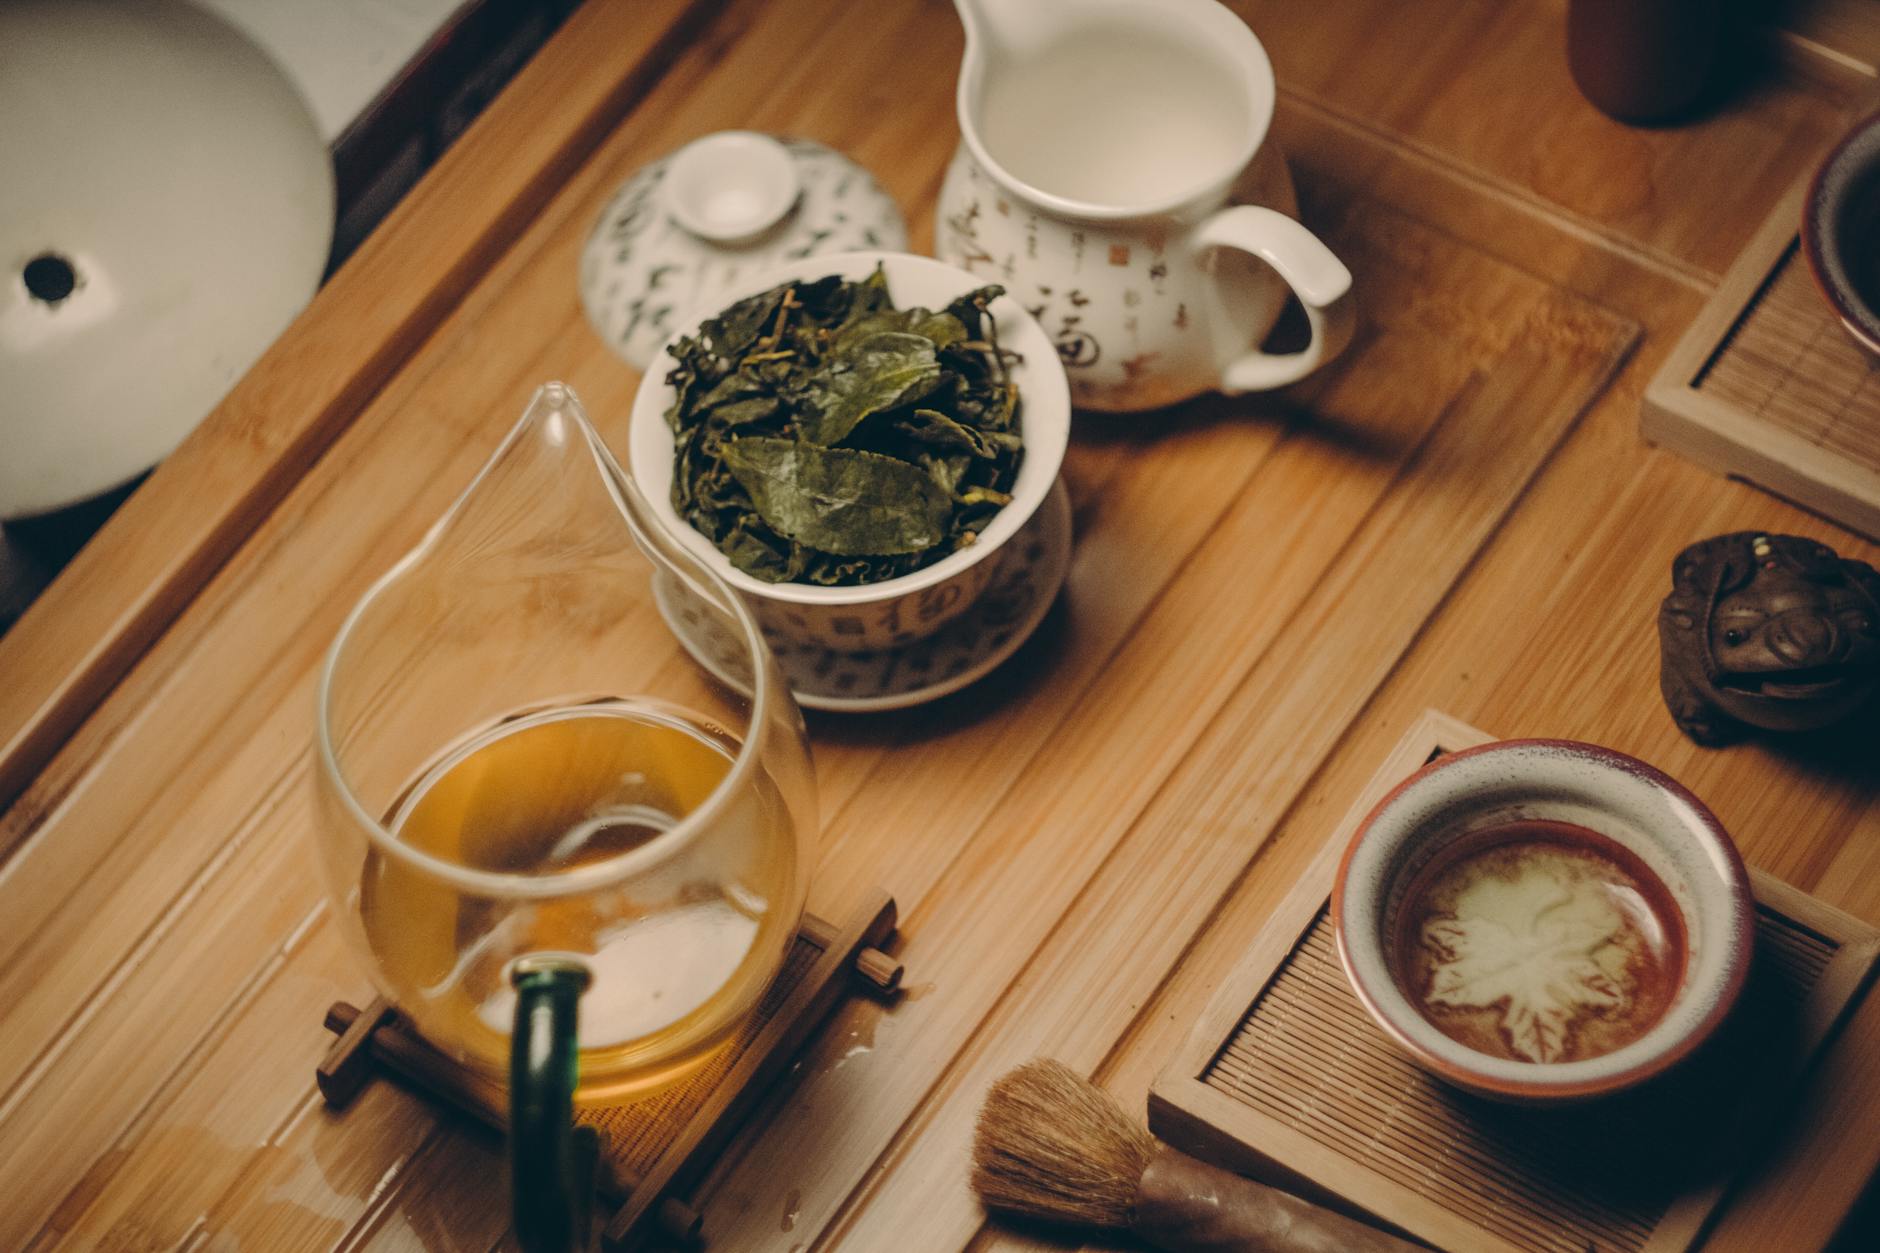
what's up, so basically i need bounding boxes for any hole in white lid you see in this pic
[23,252,78,306]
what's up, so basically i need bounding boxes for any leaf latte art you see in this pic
[1421,873,1629,1062]
[1393,822,1687,1065]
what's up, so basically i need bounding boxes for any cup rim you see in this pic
[315,383,788,901]
[1802,109,1880,355]
[1331,737,1755,1100]
[953,0,1275,221]
[627,250,1070,608]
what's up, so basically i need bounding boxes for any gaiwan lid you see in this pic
[0,0,334,520]
[578,132,908,370]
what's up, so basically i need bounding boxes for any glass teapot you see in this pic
[312,383,815,1250]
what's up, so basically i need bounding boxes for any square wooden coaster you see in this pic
[318,892,900,1250]
[1149,713,1880,1253]
[1642,169,1880,542]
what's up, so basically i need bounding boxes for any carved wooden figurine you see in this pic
[1659,532,1880,745]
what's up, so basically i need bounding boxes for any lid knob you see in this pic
[661,131,800,244]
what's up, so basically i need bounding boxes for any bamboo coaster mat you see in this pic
[580,931,824,1183]
[1644,172,1880,541]
[1151,713,1880,1253]
[318,892,901,1250]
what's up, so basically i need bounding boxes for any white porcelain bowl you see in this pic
[1333,739,1754,1104]
[629,251,1070,653]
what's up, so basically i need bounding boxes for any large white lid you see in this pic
[0,0,333,519]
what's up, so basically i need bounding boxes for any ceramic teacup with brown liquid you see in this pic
[1333,740,1754,1103]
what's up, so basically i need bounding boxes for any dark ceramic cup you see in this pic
[1804,112,1880,355]
[1332,740,1755,1104]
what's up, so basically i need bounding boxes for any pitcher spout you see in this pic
[936,0,1351,411]
[948,0,1274,221]
[951,0,1090,158]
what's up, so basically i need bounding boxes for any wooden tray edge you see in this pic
[1155,709,1472,1088]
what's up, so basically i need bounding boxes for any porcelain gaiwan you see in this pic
[627,251,1070,655]
[937,0,1354,412]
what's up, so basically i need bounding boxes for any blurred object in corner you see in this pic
[205,0,581,265]
[0,0,335,524]
[0,0,573,637]
[1567,0,1723,124]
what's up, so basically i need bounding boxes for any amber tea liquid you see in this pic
[358,699,798,1103]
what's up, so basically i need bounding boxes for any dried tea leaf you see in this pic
[834,307,969,355]
[918,450,974,497]
[724,437,953,556]
[911,309,970,349]
[894,407,1019,459]
[717,519,798,582]
[709,396,781,427]
[664,266,1024,584]
[800,332,943,447]
[706,286,787,359]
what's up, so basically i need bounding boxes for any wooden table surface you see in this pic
[3,1,1878,1250]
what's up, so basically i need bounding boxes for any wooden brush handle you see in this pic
[1134,1146,1420,1253]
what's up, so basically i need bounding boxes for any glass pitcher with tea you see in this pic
[312,383,815,1250]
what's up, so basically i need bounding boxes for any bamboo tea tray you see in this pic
[317,892,901,1250]
[1150,714,1880,1253]
[1642,169,1880,541]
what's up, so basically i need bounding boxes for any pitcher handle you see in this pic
[511,958,598,1253]
[1195,205,1355,393]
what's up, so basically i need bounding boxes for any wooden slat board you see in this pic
[759,240,1635,1253]
[1704,246,1880,470]
[1642,169,1880,542]
[315,898,900,1250]
[1151,712,1880,1253]
[3,2,1879,1252]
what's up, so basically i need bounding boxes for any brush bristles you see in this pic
[971,1059,1155,1230]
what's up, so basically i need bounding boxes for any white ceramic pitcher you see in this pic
[939,0,1354,412]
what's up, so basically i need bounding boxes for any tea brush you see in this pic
[972,1059,1420,1252]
